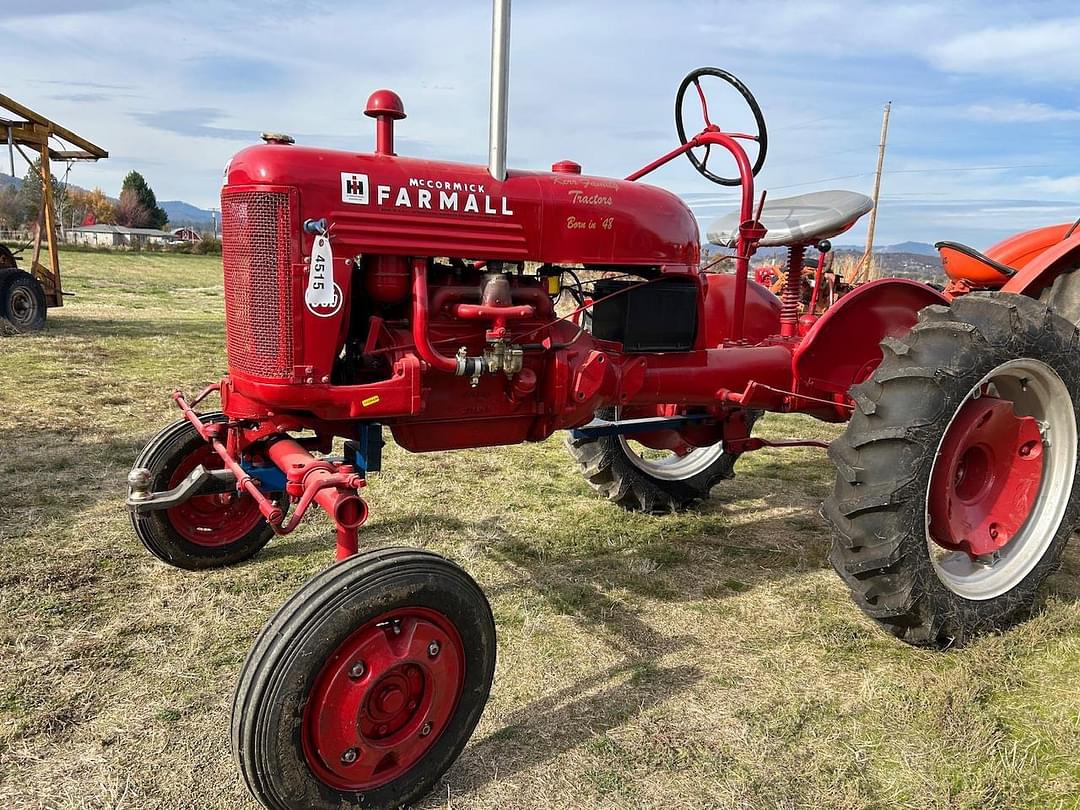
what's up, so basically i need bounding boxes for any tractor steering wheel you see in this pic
[675,67,768,187]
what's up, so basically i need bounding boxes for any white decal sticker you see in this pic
[305,236,340,315]
[341,172,369,204]
[308,283,343,318]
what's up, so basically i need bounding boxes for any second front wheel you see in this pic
[232,548,496,810]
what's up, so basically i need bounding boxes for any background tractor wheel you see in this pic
[130,412,281,569]
[232,548,496,810]
[824,293,1080,646]
[1038,263,1080,325]
[0,270,47,333]
[566,407,756,513]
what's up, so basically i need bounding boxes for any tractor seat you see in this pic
[935,241,1016,286]
[707,189,874,248]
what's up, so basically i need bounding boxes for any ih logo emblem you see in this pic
[341,172,369,204]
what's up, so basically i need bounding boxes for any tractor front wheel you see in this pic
[130,412,280,569]
[232,548,496,810]
[824,293,1080,646]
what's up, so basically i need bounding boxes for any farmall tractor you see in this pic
[126,5,1080,809]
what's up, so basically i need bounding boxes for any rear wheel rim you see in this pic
[616,407,726,481]
[165,444,264,547]
[301,608,465,791]
[926,359,1076,600]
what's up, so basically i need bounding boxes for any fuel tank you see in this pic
[224,144,700,269]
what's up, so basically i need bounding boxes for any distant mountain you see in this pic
[160,200,216,226]
[879,241,937,256]
[0,174,22,190]
[830,242,938,255]
[720,241,937,259]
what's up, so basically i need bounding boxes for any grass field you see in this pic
[0,250,1077,810]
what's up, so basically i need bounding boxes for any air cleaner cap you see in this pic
[365,89,406,120]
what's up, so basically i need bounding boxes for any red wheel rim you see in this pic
[301,608,465,791]
[927,390,1045,558]
[165,443,265,547]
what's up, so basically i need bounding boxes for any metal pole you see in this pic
[859,101,891,282]
[488,0,511,181]
[6,126,13,177]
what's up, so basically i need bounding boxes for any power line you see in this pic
[764,162,1059,192]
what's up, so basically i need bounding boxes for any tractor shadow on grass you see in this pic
[448,660,703,797]
[281,491,836,795]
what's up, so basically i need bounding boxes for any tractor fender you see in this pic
[1000,230,1080,297]
[985,222,1074,271]
[793,278,947,397]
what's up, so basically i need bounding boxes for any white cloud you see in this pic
[930,18,1080,81]
[966,101,1080,123]
[1025,175,1080,195]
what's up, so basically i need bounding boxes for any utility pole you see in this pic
[859,101,891,282]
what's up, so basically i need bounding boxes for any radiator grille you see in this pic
[221,191,294,379]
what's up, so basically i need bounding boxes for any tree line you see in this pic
[0,165,168,231]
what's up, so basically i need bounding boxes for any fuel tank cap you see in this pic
[551,160,581,174]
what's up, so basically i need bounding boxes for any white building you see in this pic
[66,224,175,248]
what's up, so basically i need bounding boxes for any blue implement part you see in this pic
[344,423,383,475]
[239,463,287,493]
[569,413,714,440]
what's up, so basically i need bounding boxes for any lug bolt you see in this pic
[428,640,440,658]
[341,748,359,764]
[349,661,366,679]
[420,722,432,737]
[391,621,402,636]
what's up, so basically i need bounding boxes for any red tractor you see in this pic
[126,5,1080,808]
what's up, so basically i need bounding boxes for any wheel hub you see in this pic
[361,665,423,739]
[928,393,1044,557]
[10,288,32,323]
[165,444,264,546]
[302,609,464,791]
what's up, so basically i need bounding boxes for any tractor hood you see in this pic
[224,144,700,269]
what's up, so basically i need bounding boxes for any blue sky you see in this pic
[2,0,1080,246]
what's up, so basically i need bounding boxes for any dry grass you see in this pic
[831,252,883,282]
[0,250,1077,810]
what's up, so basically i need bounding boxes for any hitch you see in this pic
[127,465,236,512]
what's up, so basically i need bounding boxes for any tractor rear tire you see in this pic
[823,293,1080,646]
[130,412,280,570]
[232,548,496,810]
[566,408,756,513]
[0,270,47,333]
